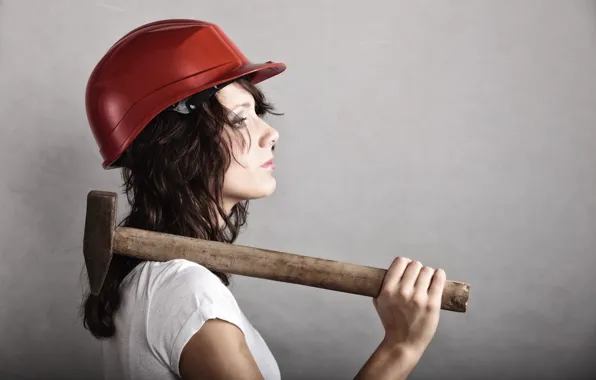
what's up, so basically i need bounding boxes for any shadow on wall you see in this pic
[577,327,596,379]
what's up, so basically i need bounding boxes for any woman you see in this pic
[82,19,447,380]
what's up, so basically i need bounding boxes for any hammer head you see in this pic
[83,190,117,296]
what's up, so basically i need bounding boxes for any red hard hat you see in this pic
[85,19,286,169]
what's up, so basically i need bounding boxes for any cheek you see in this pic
[221,127,276,198]
[224,153,255,186]
[223,149,275,197]
[227,130,251,162]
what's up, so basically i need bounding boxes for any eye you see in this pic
[232,116,248,128]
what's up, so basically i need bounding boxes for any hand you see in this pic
[373,257,446,355]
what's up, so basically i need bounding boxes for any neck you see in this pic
[218,198,237,227]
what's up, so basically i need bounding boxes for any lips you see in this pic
[261,159,275,169]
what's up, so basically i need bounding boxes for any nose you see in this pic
[259,120,279,149]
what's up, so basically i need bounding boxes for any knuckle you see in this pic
[379,288,395,299]
[411,295,425,308]
[397,288,413,300]
[434,268,447,282]
[379,283,398,297]
[426,301,440,312]
[394,256,410,265]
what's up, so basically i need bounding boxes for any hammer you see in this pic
[83,190,470,312]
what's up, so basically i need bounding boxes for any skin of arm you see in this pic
[179,318,265,380]
[354,339,423,380]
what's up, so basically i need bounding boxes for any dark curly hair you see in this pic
[81,77,279,339]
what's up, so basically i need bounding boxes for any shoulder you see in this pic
[139,259,245,375]
[142,259,240,329]
[143,259,229,299]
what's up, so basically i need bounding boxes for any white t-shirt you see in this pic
[101,259,281,380]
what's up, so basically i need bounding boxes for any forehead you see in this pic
[215,82,254,109]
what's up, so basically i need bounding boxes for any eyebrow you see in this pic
[232,101,253,110]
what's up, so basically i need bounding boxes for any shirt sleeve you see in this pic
[144,259,246,378]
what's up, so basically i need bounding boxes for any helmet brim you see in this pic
[103,60,286,169]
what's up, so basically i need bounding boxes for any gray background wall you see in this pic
[1,0,595,379]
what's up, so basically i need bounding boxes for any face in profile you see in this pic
[216,82,280,208]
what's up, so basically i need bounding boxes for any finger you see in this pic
[380,257,412,293]
[413,266,435,295]
[428,268,446,304]
[398,260,423,291]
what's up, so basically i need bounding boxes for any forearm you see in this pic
[354,340,422,380]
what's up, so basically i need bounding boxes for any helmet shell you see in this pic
[85,19,286,168]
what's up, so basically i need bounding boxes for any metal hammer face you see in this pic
[83,190,118,296]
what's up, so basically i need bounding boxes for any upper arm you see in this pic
[179,318,264,380]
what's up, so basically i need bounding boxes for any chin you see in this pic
[229,178,277,202]
[253,178,277,199]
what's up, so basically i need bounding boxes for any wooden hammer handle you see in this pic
[114,227,470,312]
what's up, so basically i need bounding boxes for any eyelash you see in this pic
[233,116,248,128]
[232,103,267,128]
